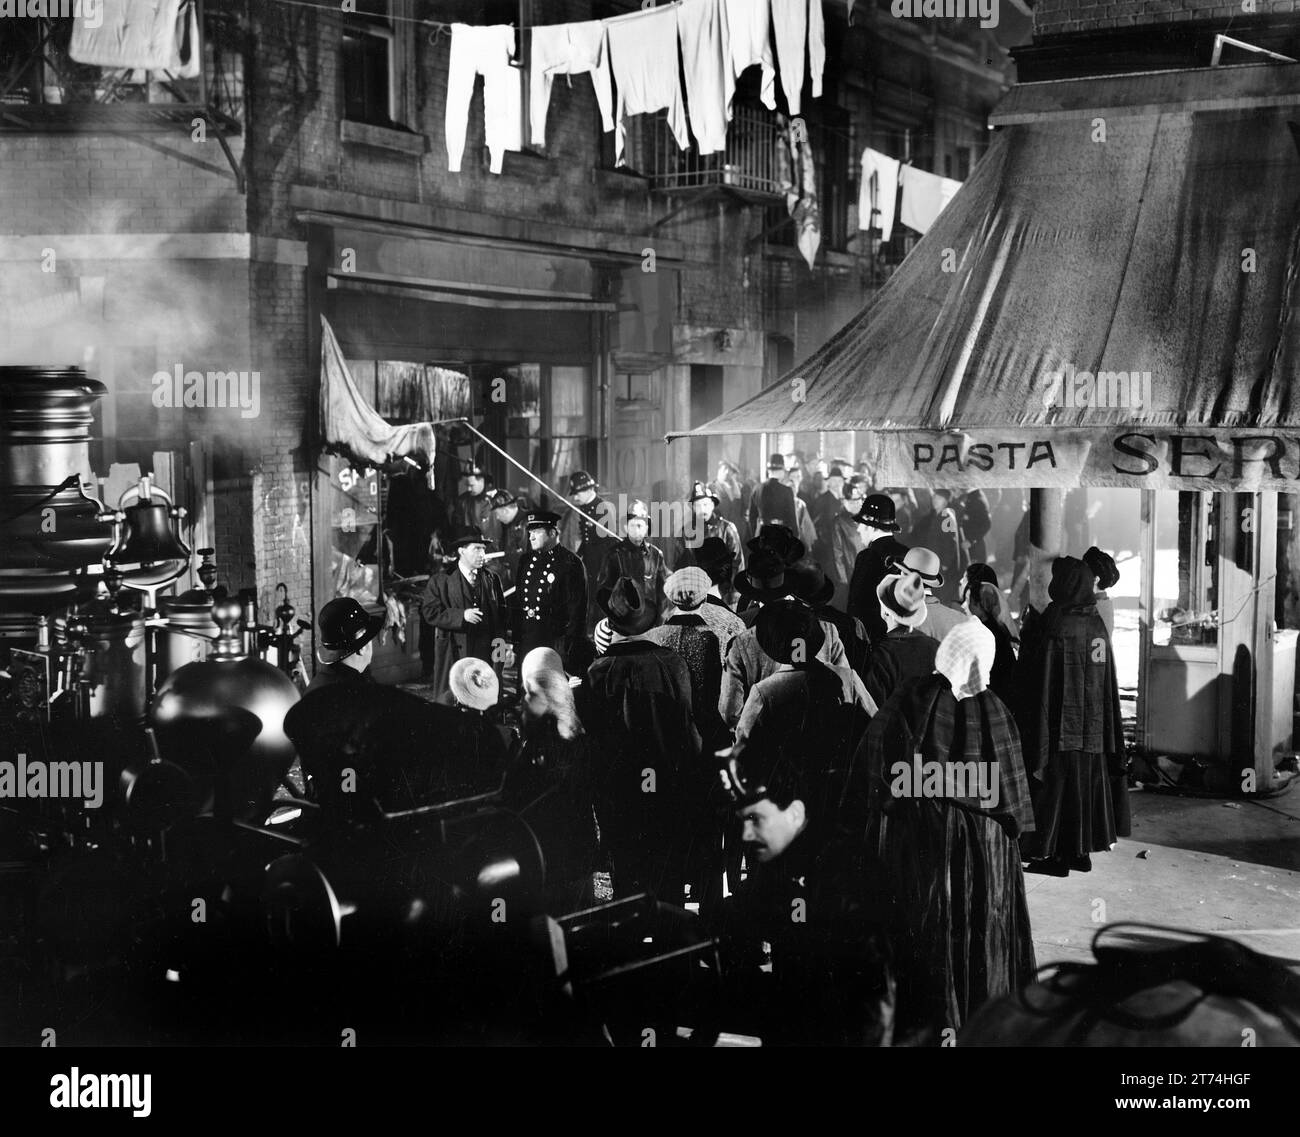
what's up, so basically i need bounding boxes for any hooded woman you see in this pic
[1015,556,1131,876]
[860,618,1037,1042]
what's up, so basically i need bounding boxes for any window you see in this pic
[341,0,415,130]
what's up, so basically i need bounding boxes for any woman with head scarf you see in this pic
[502,647,600,913]
[1015,556,1131,877]
[860,618,1037,1042]
[1082,546,1121,638]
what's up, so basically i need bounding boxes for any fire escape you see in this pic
[0,1,245,191]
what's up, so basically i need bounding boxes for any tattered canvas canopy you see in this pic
[674,64,1300,491]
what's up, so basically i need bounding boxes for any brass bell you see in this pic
[106,474,191,606]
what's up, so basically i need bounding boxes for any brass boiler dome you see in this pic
[0,366,114,637]
[151,599,302,822]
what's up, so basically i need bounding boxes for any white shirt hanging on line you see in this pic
[899,165,962,235]
[860,148,901,243]
[604,4,690,168]
[445,23,523,175]
[529,20,614,148]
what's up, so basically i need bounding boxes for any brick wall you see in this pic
[1033,0,1299,36]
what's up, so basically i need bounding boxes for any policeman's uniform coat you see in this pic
[419,564,507,701]
[514,543,588,669]
[456,490,493,532]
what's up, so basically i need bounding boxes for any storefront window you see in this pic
[323,454,382,605]
[1152,490,1218,647]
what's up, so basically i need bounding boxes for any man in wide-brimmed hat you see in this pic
[558,470,617,632]
[863,571,941,710]
[595,498,668,618]
[823,475,867,610]
[515,510,588,672]
[585,575,699,906]
[303,596,385,693]
[889,546,967,645]
[911,487,966,605]
[721,550,858,728]
[847,493,911,644]
[420,525,508,704]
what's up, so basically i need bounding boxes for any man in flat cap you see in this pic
[515,510,589,672]
[419,525,507,704]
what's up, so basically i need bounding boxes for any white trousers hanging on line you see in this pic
[724,0,776,114]
[445,23,522,175]
[530,20,614,148]
[771,0,825,117]
[605,4,690,168]
[677,0,731,155]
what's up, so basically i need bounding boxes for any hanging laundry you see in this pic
[445,23,523,176]
[677,0,731,155]
[900,164,962,234]
[860,148,901,243]
[780,115,821,270]
[69,0,196,73]
[529,20,614,148]
[771,0,825,117]
[171,1,201,80]
[723,0,774,114]
[604,3,690,168]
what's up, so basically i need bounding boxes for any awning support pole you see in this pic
[1027,487,1064,615]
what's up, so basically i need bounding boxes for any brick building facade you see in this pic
[0,0,1018,676]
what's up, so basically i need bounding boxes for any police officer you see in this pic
[455,463,493,531]
[558,470,618,631]
[515,511,588,671]
[300,597,383,694]
[596,499,668,615]
[487,488,528,591]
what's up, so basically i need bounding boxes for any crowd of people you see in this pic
[295,454,1131,1045]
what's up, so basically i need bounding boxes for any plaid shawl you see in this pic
[1015,604,1125,778]
[863,674,1035,840]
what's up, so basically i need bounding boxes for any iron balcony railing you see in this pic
[647,103,786,197]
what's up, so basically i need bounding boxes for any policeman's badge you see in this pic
[546,572,555,583]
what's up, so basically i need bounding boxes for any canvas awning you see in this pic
[673,63,1300,491]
